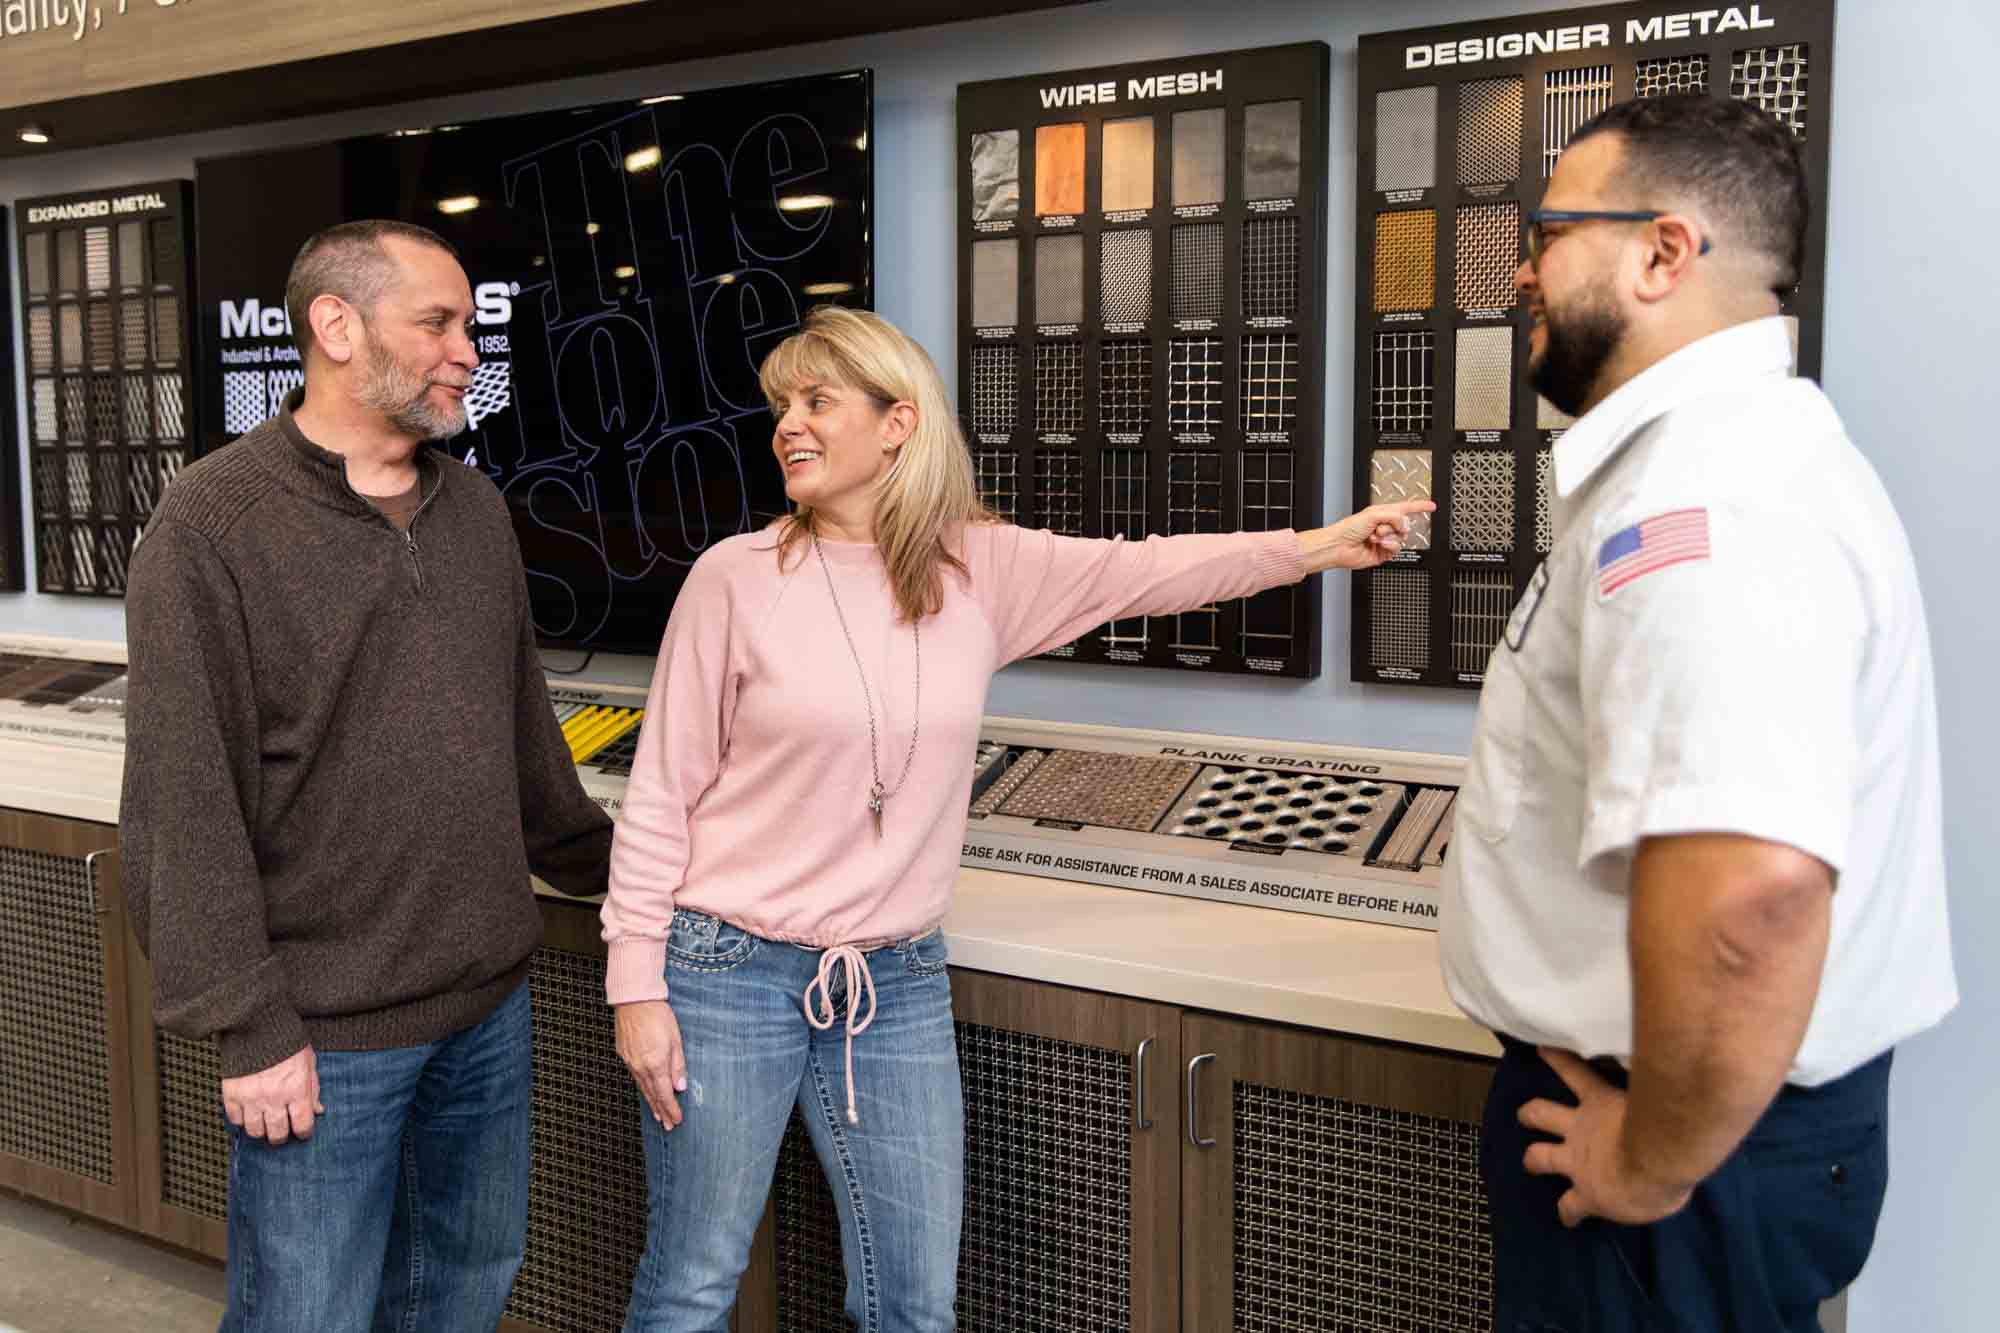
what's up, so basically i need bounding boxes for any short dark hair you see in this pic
[284,220,462,358]
[1568,95,1807,291]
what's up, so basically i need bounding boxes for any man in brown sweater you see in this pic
[121,220,612,1332]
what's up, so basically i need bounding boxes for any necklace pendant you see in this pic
[868,784,885,834]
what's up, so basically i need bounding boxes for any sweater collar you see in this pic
[269,387,442,515]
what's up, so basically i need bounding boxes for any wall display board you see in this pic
[0,208,22,592]
[958,43,1331,678]
[12,184,195,598]
[1350,1,1833,689]
[195,71,873,656]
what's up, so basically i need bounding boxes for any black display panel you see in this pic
[957,43,1331,679]
[195,71,873,654]
[1351,1,1834,689]
[0,206,20,592]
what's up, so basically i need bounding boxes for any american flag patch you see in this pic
[1597,508,1711,597]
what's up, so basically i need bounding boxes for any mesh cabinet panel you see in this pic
[157,1030,229,1220]
[1168,337,1225,434]
[1239,334,1300,435]
[1232,1082,1492,1331]
[0,847,116,1186]
[1036,342,1084,435]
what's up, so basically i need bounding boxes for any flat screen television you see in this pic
[195,70,873,654]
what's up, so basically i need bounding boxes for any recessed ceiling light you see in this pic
[613,265,637,279]
[641,94,684,105]
[585,222,601,236]
[716,272,738,285]
[802,282,855,296]
[624,146,661,173]
[18,126,51,145]
[777,194,834,212]
[436,195,480,215]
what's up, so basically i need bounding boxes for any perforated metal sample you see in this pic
[1172,107,1226,206]
[1035,234,1084,326]
[1536,394,1575,432]
[117,221,146,288]
[1732,45,1808,137]
[969,129,1020,222]
[1458,77,1524,186]
[1535,449,1554,554]
[222,372,265,435]
[1371,449,1433,552]
[1239,334,1299,435]
[1452,450,1516,552]
[1370,566,1430,671]
[1101,116,1155,213]
[0,846,116,1186]
[1374,211,1436,312]
[1375,86,1437,193]
[1543,66,1615,175]
[1456,202,1521,311]
[971,748,1045,815]
[1453,569,1514,674]
[1171,223,1224,320]
[1033,452,1086,536]
[1454,326,1513,432]
[1164,767,1407,857]
[1242,216,1299,320]
[974,449,1019,522]
[1035,341,1083,434]
[503,947,650,1333]
[1168,337,1224,434]
[1637,54,1710,97]
[28,307,53,372]
[971,239,1019,328]
[1100,448,1149,541]
[1170,452,1224,649]
[1099,338,1151,435]
[1372,331,1435,434]
[998,749,1199,828]
[1035,122,1087,217]
[1244,100,1302,199]
[1101,229,1152,326]
[971,344,1017,437]
[84,227,111,291]
[1233,1084,1492,1330]
[156,1031,229,1220]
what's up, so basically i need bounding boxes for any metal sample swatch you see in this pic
[1101,229,1152,325]
[85,227,111,292]
[1377,786,1456,870]
[971,239,1019,328]
[62,378,85,440]
[57,229,80,293]
[1102,117,1155,212]
[1163,766,1408,858]
[1370,566,1430,671]
[1033,451,1086,536]
[120,300,148,366]
[971,748,1045,816]
[1453,326,1513,431]
[975,449,1019,522]
[1035,233,1084,326]
[59,306,82,367]
[1636,55,1709,97]
[1169,451,1223,535]
[32,381,56,443]
[1458,77,1523,186]
[1372,330,1435,434]
[1172,107,1226,206]
[1375,86,1437,192]
[1101,449,1149,540]
[1168,337,1224,433]
[1035,123,1086,216]
[1536,394,1575,432]
[998,750,1200,830]
[1171,222,1224,320]
[969,129,1020,222]
[1732,45,1808,137]
[1452,569,1513,674]
[88,301,114,369]
[1456,202,1521,312]
[1543,66,1615,175]
[153,295,182,362]
[25,233,50,297]
[1099,338,1151,435]
[1451,450,1516,552]
[1244,101,1302,199]
[28,308,53,373]
[1370,449,1433,552]
[971,344,1017,436]
[1242,216,1299,320]
[1239,334,1300,435]
[1035,341,1083,434]
[118,222,146,288]
[1535,449,1554,554]
[1374,211,1436,312]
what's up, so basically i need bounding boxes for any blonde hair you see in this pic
[759,307,993,622]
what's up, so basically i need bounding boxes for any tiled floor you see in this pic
[0,1190,222,1333]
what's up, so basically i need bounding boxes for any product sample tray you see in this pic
[0,636,129,754]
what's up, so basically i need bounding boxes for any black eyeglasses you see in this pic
[1523,209,1713,265]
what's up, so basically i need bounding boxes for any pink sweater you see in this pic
[600,522,1305,1004]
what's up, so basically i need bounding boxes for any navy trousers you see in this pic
[1482,1036,1892,1332]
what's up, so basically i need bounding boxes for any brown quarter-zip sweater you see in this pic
[120,392,613,1078]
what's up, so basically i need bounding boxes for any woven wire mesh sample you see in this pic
[156,1031,229,1219]
[1239,334,1299,435]
[1102,116,1155,213]
[1456,202,1522,311]
[118,221,146,288]
[1244,100,1302,200]
[1535,449,1555,553]
[0,847,116,1186]
[1169,452,1223,648]
[28,307,53,372]
[1637,54,1710,97]
[85,226,111,291]
[970,343,1017,437]
[1101,448,1149,541]
[504,946,649,1333]
[1458,77,1524,186]
[1239,450,1298,656]
[1452,450,1516,552]
[1374,86,1437,193]
[1732,45,1809,137]
[1101,229,1152,325]
[26,232,50,296]
[1035,122,1086,217]
[1543,66,1616,175]
[1168,337,1224,434]
[1034,451,1085,536]
[1099,339,1152,436]
[998,750,1200,828]
[1035,234,1084,326]
[1234,1082,1493,1330]
[1370,567,1430,671]
[1454,326,1513,432]
[57,229,81,293]
[1242,217,1299,320]
[1035,341,1083,434]
[1371,449,1433,552]
[1374,211,1436,312]
[1372,331,1435,434]
[33,456,60,514]
[974,449,1019,522]
[1171,223,1224,320]
[971,239,1019,329]
[1172,107,1226,206]
[969,129,1020,223]
[1453,569,1515,674]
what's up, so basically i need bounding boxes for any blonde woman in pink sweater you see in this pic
[603,307,1429,1331]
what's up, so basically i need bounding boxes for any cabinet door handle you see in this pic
[1133,1037,1155,1130]
[1186,1052,1216,1148]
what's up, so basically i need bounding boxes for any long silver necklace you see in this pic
[813,536,920,834]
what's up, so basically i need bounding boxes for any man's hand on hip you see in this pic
[222,1045,324,1145]
[1519,1048,1694,1228]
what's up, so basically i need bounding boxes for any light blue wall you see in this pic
[4,1,1993,1323]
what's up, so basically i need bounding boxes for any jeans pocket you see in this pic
[899,927,951,978]
[665,908,760,972]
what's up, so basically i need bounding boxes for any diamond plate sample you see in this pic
[1535,449,1554,553]
[1172,223,1224,320]
[1101,229,1151,325]
[1543,65,1615,175]
[1451,449,1516,552]
[971,239,1018,328]
[1102,116,1154,212]
[1454,326,1513,431]
[1239,334,1299,435]
[1371,449,1433,552]
[1035,122,1086,216]
[1035,233,1083,326]
[1370,567,1430,671]
[1732,44,1808,137]
[1244,100,1302,199]
[1033,451,1085,536]
[1458,77,1523,186]
[1452,569,1514,674]
[1372,330,1435,434]
[971,344,1017,436]
[1637,54,1709,97]
[997,750,1200,829]
[1375,86,1437,192]
[969,129,1020,222]
[1242,216,1299,320]
[1100,338,1151,435]
[1456,202,1521,312]
[1374,211,1435,312]
[1035,341,1082,435]
[1168,337,1224,433]
[1173,107,1226,206]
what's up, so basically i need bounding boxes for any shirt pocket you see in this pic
[1463,649,1528,842]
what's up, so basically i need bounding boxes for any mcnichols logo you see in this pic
[217,284,517,340]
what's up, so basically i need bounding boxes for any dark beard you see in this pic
[358,337,468,441]
[1529,288,1624,418]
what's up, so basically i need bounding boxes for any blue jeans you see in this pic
[622,909,964,1332]
[219,983,533,1333]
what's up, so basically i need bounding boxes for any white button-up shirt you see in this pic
[1439,317,1956,1086]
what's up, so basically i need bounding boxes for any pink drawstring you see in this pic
[803,945,878,1125]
